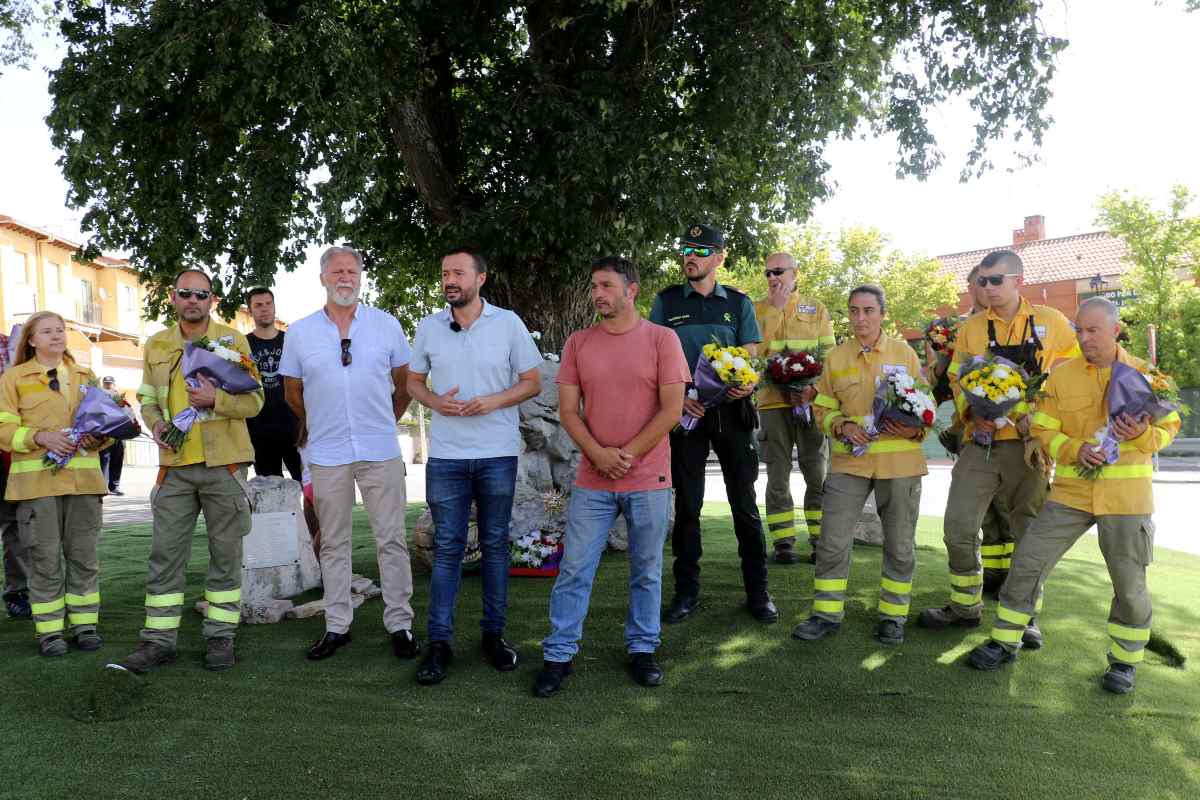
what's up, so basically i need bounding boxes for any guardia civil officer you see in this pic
[649,223,777,624]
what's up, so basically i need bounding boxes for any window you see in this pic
[78,278,99,323]
[45,262,61,294]
[120,284,137,314]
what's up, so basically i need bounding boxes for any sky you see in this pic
[1,1,1198,322]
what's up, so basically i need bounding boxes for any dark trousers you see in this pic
[100,439,125,489]
[250,428,303,481]
[669,403,769,599]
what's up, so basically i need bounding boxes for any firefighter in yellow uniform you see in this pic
[793,285,927,646]
[968,298,1179,694]
[754,252,836,564]
[0,312,107,657]
[919,250,1078,642]
[116,270,263,674]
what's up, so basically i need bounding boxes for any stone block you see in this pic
[241,476,322,610]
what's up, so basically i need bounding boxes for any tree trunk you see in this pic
[482,267,594,354]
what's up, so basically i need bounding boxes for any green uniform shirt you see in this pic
[649,282,761,371]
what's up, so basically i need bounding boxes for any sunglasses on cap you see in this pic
[679,245,718,258]
[764,268,793,278]
[175,288,212,300]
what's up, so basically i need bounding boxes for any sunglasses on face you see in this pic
[679,246,717,258]
[47,367,60,392]
[175,288,212,300]
[340,338,352,367]
[975,275,1010,287]
[764,268,792,278]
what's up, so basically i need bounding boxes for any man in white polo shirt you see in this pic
[280,245,418,662]
[406,246,543,685]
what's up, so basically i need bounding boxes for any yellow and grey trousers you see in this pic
[812,473,921,624]
[942,441,1047,617]
[980,500,1016,578]
[17,495,102,640]
[989,501,1153,665]
[141,463,251,646]
[759,407,827,551]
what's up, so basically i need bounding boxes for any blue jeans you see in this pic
[426,457,518,642]
[542,487,672,663]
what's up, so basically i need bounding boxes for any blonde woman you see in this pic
[0,311,107,656]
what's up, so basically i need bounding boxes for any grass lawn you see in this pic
[1,502,1197,800]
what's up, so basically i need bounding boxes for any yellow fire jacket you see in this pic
[950,297,1079,442]
[754,294,837,411]
[0,359,108,501]
[813,334,928,479]
[137,322,263,468]
[1031,348,1180,515]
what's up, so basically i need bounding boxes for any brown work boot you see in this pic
[204,637,236,672]
[918,604,981,630]
[117,642,177,674]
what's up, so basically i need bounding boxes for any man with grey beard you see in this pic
[281,245,419,663]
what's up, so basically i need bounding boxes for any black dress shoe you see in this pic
[391,629,420,659]
[482,633,519,671]
[747,593,779,623]
[663,594,699,624]
[306,631,351,661]
[533,660,573,698]
[629,652,664,687]
[416,641,454,685]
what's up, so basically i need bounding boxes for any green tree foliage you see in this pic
[47,1,1064,343]
[0,0,40,73]
[1096,185,1200,386]
[717,224,959,342]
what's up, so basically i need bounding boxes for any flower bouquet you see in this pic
[763,349,824,422]
[509,530,564,577]
[1074,362,1186,480]
[679,342,759,431]
[924,317,958,362]
[841,372,935,456]
[958,356,1040,450]
[160,335,261,450]
[43,384,142,473]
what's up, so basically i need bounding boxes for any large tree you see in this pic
[48,1,1064,342]
[1096,185,1200,386]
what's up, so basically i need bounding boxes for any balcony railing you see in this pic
[77,302,102,324]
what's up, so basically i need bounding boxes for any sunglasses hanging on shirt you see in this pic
[47,367,60,392]
[340,338,352,367]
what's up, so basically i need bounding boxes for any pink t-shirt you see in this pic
[557,319,691,492]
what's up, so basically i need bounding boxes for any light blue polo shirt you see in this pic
[279,304,411,467]
[410,301,544,459]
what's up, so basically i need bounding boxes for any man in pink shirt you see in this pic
[534,257,690,697]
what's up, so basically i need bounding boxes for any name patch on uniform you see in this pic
[1034,325,1047,338]
[795,304,817,314]
[668,314,691,324]
[882,364,908,377]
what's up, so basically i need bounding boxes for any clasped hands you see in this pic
[841,419,919,446]
[432,386,501,417]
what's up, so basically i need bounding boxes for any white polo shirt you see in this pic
[280,304,411,467]
[410,301,543,459]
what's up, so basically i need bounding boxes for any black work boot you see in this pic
[533,660,573,698]
[967,641,1017,671]
[1102,663,1136,694]
[792,616,841,641]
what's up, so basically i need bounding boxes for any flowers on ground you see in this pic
[510,530,564,576]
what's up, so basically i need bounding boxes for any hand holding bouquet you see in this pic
[680,343,759,432]
[958,356,1038,450]
[160,335,261,450]
[43,384,142,473]
[764,349,824,422]
[924,317,958,361]
[1075,362,1186,479]
[841,372,935,456]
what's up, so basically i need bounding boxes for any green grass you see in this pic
[1,503,1198,800]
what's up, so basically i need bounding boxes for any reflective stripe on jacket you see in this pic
[138,322,263,468]
[1031,348,1180,515]
[0,359,107,501]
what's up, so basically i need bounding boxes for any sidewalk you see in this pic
[107,457,1200,556]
